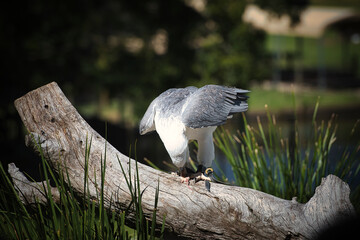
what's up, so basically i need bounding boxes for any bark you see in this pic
[10,82,355,239]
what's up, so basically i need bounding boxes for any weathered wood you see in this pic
[11,82,355,239]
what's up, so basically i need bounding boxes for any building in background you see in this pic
[243,4,360,89]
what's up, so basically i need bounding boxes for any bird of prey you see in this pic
[139,85,249,188]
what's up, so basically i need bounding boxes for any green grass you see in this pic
[76,86,360,128]
[248,86,360,112]
[214,101,360,209]
[266,33,360,72]
[0,135,165,240]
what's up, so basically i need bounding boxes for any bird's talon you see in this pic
[194,173,212,183]
[194,176,201,183]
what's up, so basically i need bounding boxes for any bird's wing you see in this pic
[155,86,198,117]
[181,85,249,128]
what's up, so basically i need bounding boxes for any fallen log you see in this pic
[10,82,355,239]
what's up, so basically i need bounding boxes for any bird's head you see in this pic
[139,101,156,135]
[139,118,154,135]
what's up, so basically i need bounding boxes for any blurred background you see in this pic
[1,0,359,180]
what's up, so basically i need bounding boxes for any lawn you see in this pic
[247,85,360,113]
[76,85,360,126]
[266,33,360,75]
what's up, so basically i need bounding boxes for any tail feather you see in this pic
[229,101,248,115]
[228,92,249,115]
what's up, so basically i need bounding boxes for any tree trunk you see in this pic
[10,82,355,239]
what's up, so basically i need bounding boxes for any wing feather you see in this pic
[181,85,249,128]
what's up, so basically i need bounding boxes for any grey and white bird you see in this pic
[139,85,249,184]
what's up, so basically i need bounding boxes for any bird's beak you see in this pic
[139,127,145,135]
[139,127,150,135]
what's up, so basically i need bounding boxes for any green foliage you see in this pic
[3,0,303,119]
[191,0,268,87]
[0,135,165,239]
[0,0,310,98]
[214,102,360,206]
[118,143,165,240]
[1,0,312,160]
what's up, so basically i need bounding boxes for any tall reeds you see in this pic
[0,135,165,239]
[214,102,360,206]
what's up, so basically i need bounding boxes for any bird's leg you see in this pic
[187,164,202,180]
[170,167,186,177]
